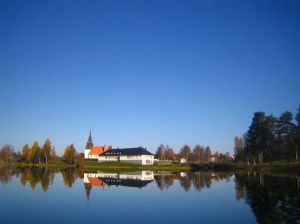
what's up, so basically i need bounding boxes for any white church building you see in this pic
[84,131,154,165]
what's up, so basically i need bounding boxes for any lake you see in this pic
[0,167,299,224]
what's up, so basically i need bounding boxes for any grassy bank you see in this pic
[3,159,300,173]
[206,160,300,173]
[84,161,191,172]
[17,160,74,167]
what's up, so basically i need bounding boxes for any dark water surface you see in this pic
[0,167,299,224]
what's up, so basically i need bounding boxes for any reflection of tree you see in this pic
[0,167,82,191]
[180,174,192,191]
[155,174,176,190]
[41,169,54,192]
[61,168,77,188]
[192,172,212,191]
[0,167,20,184]
[154,172,233,192]
[18,167,53,191]
[235,173,300,223]
[154,175,165,190]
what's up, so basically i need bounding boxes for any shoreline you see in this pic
[1,160,299,173]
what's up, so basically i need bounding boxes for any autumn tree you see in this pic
[0,144,15,163]
[41,139,52,163]
[76,153,85,167]
[22,144,31,163]
[31,141,41,164]
[63,144,77,164]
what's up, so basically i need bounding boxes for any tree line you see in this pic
[155,144,232,163]
[234,106,300,164]
[0,139,85,166]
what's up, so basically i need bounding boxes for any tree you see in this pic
[51,146,57,160]
[277,111,296,162]
[22,144,32,163]
[244,112,276,164]
[193,145,204,164]
[180,145,191,161]
[155,144,166,160]
[76,153,85,167]
[165,146,176,160]
[294,106,300,160]
[41,139,52,163]
[0,144,15,163]
[234,136,244,162]
[204,146,211,162]
[63,144,77,164]
[31,141,41,164]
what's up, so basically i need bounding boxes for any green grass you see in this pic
[4,159,299,173]
[226,160,300,174]
[84,161,191,172]
[16,160,75,168]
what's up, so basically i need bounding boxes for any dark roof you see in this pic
[100,147,153,156]
[99,177,153,188]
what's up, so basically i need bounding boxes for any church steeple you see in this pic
[85,130,93,149]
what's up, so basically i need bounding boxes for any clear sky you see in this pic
[1,0,299,155]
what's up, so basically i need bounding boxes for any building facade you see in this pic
[84,132,154,165]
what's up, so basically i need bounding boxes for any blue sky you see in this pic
[0,0,299,155]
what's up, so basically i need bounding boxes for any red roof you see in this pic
[89,146,104,155]
[88,177,107,187]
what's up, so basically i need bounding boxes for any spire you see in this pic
[85,130,93,149]
[84,183,92,201]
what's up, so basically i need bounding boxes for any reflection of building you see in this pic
[84,131,154,165]
[83,171,154,199]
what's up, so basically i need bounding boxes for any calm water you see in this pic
[0,167,299,224]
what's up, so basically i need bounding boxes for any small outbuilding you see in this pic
[180,158,187,164]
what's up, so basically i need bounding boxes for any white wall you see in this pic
[84,171,154,182]
[141,155,154,165]
[84,149,91,159]
[97,154,154,165]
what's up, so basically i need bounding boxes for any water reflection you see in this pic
[83,171,154,199]
[0,167,299,223]
[235,173,300,223]
[0,167,82,191]
[155,172,233,191]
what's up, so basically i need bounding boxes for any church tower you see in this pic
[84,130,93,159]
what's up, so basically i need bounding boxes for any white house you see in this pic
[180,158,187,164]
[84,131,154,165]
[98,147,154,165]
